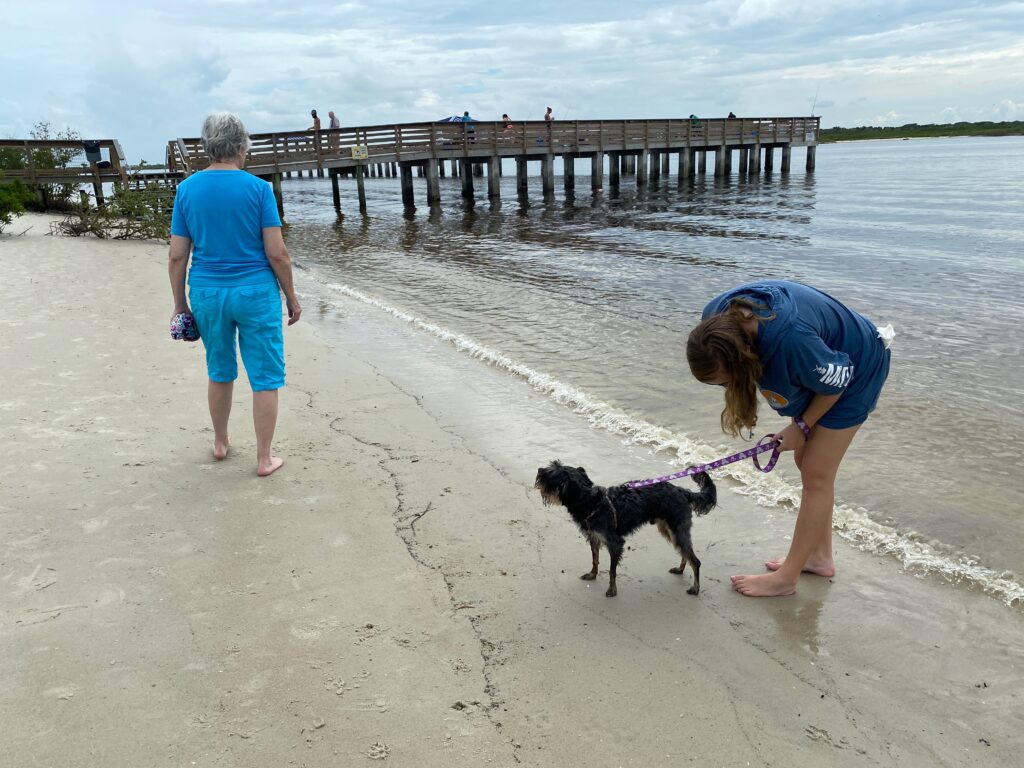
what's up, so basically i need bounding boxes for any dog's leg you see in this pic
[675,530,702,596]
[605,536,624,597]
[581,536,600,581]
[669,558,687,575]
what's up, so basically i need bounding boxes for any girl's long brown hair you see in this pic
[686,298,772,437]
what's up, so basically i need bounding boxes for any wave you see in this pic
[326,281,1024,608]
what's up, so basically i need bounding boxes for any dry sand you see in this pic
[2,213,1022,767]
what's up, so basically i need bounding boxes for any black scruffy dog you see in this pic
[535,461,717,597]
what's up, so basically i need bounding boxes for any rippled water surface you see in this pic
[280,136,1024,602]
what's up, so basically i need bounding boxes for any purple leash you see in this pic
[624,418,811,489]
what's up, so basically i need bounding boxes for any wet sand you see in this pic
[2,213,1022,766]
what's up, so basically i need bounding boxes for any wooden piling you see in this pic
[438,159,446,178]
[637,149,649,185]
[487,156,501,199]
[271,173,284,219]
[516,157,528,196]
[460,159,474,199]
[805,145,816,172]
[609,152,621,187]
[400,164,415,208]
[748,144,761,174]
[781,145,792,173]
[649,150,660,182]
[763,146,774,173]
[661,151,670,176]
[541,154,555,194]
[473,163,484,178]
[563,154,575,191]
[714,146,726,177]
[591,152,604,191]
[330,168,341,210]
[698,151,707,174]
[739,147,748,173]
[425,160,441,204]
[356,164,367,213]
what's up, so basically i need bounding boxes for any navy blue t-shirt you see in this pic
[702,281,889,429]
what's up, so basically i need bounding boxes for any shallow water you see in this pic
[282,136,1024,605]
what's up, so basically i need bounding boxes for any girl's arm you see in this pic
[775,392,842,451]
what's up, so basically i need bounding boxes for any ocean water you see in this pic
[280,136,1024,606]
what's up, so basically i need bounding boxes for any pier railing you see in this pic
[0,139,129,184]
[171,117,819,176]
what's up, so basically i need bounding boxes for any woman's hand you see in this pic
[773,422,807,453]
[286,295,302,326]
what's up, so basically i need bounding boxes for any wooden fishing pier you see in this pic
[167,116,820,215]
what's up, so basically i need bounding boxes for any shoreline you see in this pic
[2,213,1023,766]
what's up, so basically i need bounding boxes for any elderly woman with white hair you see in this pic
[168,112,301,476]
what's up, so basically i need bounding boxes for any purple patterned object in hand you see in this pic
[624,433,782,489]
[170,312,200,342]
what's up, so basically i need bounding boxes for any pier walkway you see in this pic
[167,116,820,215]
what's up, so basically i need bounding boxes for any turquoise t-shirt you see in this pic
[170,170,282,287]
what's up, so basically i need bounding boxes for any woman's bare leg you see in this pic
[253,389,283,476]
[208,380,233,459]
[732,424,860,597]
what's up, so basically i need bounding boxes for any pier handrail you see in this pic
[170,117,820,176]
[0,138,129,184]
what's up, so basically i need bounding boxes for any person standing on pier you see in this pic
[168,112,302,477]
[544,106,554,122]
[327,110,340,149]
[687,281,892,597]
[309,109,321,131]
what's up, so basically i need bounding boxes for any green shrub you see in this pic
[54,179,173,241]
[0,177,34,233]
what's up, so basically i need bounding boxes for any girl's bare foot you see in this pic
[213,437,231,460]
[257,456,284,476]
[731,572,797,597]
[764,556,835,577]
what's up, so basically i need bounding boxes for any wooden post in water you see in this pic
[563,154,575,192]
[714,146,726,177]
[637,149,649,185]
[355,164,367,213]
[724,147,733,175]
[487,156,501,199]
[451,159,459,177]
[661,151,670,177]
[609,152,621,187]
[416,165,424,178]
[748,143,760,174]
[473,163,484,178]
[763,146,774,174]
[649,150,660,182]
[460,159,474,199]
[369,164,376,178]
[678,149,691,181]
[400,163,415,208]
[271,173,284,219]
[516,157,528,196]
[781,145,792,173]
[591,151,604,191]
[391,162,397,176]
[805,145,816,172]
[438,159,445,178]
[738,147,748,173]
[330,168,341,210]
[698,151,707,174]
[425,160,441,204]
[541,154,555,194]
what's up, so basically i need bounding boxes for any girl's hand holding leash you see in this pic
[773,418,811,453]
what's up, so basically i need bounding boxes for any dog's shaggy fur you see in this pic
[535,461,717,597]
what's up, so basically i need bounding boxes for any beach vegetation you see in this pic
[54,180,172,241]
[820,120,1024,142]
[0,176,35,233]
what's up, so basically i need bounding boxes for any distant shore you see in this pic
[819,120,1024,143]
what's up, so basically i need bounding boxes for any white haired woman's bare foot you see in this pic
[213,437,230,460]
[257,456,284,476]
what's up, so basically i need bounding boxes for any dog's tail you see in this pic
[690,471,717,516]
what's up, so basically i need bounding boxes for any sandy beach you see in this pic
[2,213,1022,767]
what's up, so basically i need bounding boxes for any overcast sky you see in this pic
[1,0,1021,162]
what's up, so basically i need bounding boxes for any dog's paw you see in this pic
[686,585,700,596]
[669,567,685,575]
[605,585,617,597]
[580,572,597,581]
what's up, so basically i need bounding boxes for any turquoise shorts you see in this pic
[189,281,285,391]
